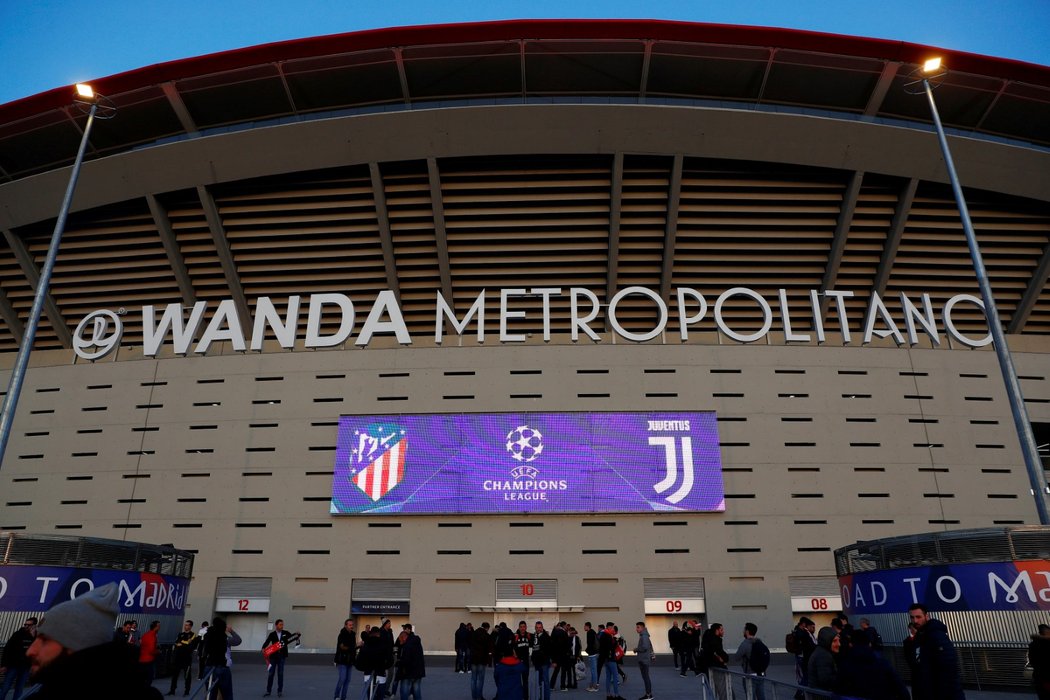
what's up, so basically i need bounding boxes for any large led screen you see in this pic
[330,412,724,514]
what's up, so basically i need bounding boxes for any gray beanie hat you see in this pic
[36,582,120,652]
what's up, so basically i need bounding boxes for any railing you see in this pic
[189,667,217,700]
[705,668,842,700]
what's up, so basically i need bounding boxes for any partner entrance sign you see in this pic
[330,412,724,515]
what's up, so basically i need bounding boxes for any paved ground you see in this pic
[157,655,1031,700]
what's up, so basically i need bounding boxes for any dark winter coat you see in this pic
[356,633,394,675]
[336,627,358,665]
[838,644,909,700]
[171,630,198,666]
[698,629,728,672]
[398,632,426,679]
[585,628,598,656]
[807,627,839,693]
[202,624,240,667]
[469,627,492,665]
[1030,633,1050,697]
[668,625,682,653]
[550,626,570,661]
[912,619,964,700]
[28,641,163,700]
[514,630,533,664]
[455,624,471,651]
[531,630,552,667]
[597,629,617,665]
[0,627,33,669]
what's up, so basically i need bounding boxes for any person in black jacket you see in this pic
[456,623,471,673]
[263,618,294,697]
[908,604,964,700]
[550,622,571,690]
[597,622,620,700]
[837,629,909,700]
[357,626,394,700]
[469,622,492,700]
[584,622,599,691]
[168,619,198,696]
[532,621,554,700]
[1029,624,1050,700]
[335,619,358,700]
[203,617,242,700]
[700,624,730,700]
[668,622,681,671]
[26,583,163,700]
[515,621,534,700]
[397,625,425,700]
[0,616,36,700]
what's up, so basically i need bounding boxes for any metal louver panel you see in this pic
[496,579,557,603]
[642,577,705,599]
[788,576,839,597]
[215,577,272,598]
[352,578,412,600]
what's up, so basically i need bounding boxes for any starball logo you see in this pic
[483,423,567,502]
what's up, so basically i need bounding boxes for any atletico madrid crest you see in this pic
[349,423,407,502]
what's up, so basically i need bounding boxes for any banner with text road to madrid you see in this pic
[0,565,190,614]
[330,412,724,515]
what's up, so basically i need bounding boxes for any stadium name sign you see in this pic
[72,286,991,361]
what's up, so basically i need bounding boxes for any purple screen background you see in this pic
[330,412,724,515]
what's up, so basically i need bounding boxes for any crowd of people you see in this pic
[3,598,1049,700]
[788,606,963,700]
[450,619,654,700]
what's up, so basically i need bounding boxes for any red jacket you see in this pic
[139,629,158,663]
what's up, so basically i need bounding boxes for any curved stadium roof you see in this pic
[0,20,1048,353]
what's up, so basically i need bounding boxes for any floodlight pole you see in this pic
[0,97,101,470]
[921,74,1050,525]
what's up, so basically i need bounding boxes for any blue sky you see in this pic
[1,0,1048,106]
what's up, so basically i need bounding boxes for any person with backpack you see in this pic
[788,616,817,697]
[737,623,770,700]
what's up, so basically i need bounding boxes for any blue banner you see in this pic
[330,412,724,514]
[0,565,190,614]
[839,560,1050,615]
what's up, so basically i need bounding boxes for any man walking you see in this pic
[736,623,770,700]
[263,618,294,697]
[908,604,965,700]
[397,624,425,700]
[168,619,198,696]
[0,617,36,700]
[335,618,357,700]
[634,622,654,700]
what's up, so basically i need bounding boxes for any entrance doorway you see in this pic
[644,614,707,654]
[223,612,269,652]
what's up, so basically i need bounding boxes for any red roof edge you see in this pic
[2,19,1048,125]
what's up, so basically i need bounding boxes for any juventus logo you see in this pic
[649,436,694,504]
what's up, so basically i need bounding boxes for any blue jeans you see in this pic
[399,677,422,700]
[335,664,353,700]
[603,661,619,697]
[206,666,233,700]
[470,664,487,700]
[535,663,551,700]
[588,656,598,688]
[0,666,29,700]
[267,654,285,692]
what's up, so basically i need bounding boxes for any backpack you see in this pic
[613,640,625,662]
[749,639,770,674]
[785,630,800,655]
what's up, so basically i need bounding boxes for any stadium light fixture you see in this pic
[0,84,116,470]
[911,59,1050,525]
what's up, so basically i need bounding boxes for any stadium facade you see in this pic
[1,20,1049,653]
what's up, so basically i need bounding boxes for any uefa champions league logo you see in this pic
[506,425,543,463]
